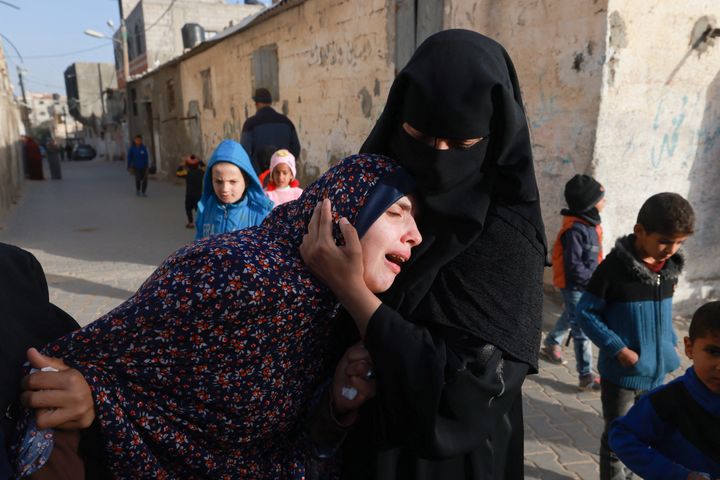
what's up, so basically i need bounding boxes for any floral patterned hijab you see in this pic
[15,154,413,479]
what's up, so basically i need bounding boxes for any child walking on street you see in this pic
[265,149,303,208]
[578,192,695,480]
[176,155,205,228]
[609,301,720,480]
[127,135,150,196]
[541,174,605,391]
[195,140,273,239]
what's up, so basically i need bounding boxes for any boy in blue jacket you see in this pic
[577,192,695,480]
[127,135,150,196]
[609,300,720,480]
[195,140,273,240]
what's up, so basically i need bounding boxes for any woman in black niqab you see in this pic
[304,30,547,479]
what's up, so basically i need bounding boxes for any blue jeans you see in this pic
[544,289,594,376]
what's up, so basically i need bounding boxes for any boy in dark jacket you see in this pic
[127,135,150,196]
[609,301,720,480]
[541,174,605,391]
[577,192,695,480]
[176,155,205,228]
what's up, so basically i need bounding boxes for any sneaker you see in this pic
[136,190,140,196]
[539,345,567,365]
[141,192,148,197]
[578,373,601,392]
[185,222,194,229]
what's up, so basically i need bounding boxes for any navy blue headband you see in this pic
[354,167,416,238]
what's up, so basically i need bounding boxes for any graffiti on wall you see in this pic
[306,37,372,67]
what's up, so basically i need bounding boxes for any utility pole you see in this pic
[62,106,69,139]
[16,65,31,132]
[119,0,131,157]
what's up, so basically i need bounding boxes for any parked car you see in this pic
[72,144,97,161]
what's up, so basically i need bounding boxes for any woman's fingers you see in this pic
[20,366,96,430]
[26,347,69,372]
[338,217,361,257]
[319,198,334,243]
[345,343,371,363]
[345,359,371,377]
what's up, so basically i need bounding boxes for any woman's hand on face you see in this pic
[300,198,365,294]
[20,348,96,430]
[331,342,376,421]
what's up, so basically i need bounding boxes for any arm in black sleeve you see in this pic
[363,305,528,458]
[562,226,593,289]
[358,207,542,458]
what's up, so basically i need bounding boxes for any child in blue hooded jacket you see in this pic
[195,140,273,240]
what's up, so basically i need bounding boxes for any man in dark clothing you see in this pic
[240,88,301,175]
[127,135,150,196]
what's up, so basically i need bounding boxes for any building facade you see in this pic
[115,0,263,86]
[0,40,23,215]
[128,0,720,310]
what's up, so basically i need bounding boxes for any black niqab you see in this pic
[361,29,547,367]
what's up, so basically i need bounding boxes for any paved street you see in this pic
[0,159,693,478]
[0,159,193,325]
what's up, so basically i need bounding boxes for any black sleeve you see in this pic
[363,305,528,458]
[0,244,80,441]
[357,207,543,458]
[562,226,593,288]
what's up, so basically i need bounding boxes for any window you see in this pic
[396,0,443,72]
[128,35,136,60]
[135,24,145,55]
[251,44,279,101]
[201,69,213,110]
[166,79,176,112]
[131,87,138,116]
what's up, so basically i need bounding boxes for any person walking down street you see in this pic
[127,135,150,196]
[46,139,63,180]
[64,143,73,161]
[24,137,44,181]
[176,154,205,228]
[540,174,605,391]
[240,88,301,175]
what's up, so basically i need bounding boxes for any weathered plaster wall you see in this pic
[175,0,394,185]
[139,0,263,67]
[446,0,608,249]
[593,1,720,311]
[0,42,23,216]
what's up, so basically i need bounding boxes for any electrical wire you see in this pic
[6,43,108,60]
[0,0,20,10]
[0,32,24,63]
[144,0,178,32]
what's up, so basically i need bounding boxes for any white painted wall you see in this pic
[594,1,720,310]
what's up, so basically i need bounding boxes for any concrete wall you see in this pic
[446,0,608,250]
[131,0,395,183]
[126,0,263,76]
[66,63,118,120]
[0,42,23,215]
[593,1,720,310]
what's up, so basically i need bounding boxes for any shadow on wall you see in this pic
[679,68,720,313]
